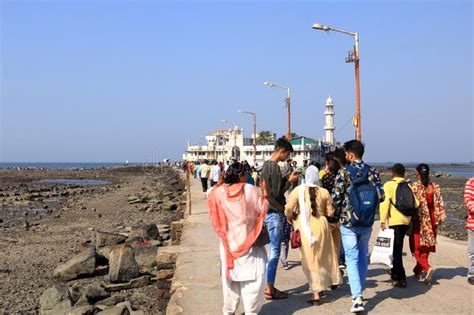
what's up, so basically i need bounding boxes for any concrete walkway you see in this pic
[167,178,473,314]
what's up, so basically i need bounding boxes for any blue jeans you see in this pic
[340,225,372,298]
[265,212,284,285]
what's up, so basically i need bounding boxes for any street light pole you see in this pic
[264,82,292,140]
[312,23,362,141]
[238,109,257,166]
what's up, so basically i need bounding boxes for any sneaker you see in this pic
[424,268,434,285]
[468,277,474,285]
[350,297,364,313]
[282,264,290,270]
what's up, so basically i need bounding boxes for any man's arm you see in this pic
[369,167,385,202]
[465,179,474,218]
[331,169,347,214]
[379,182,391,228]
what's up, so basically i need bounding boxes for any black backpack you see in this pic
[392,181,417,216]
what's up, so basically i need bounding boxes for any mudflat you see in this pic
[0,166,184,313]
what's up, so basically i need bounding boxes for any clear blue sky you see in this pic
[1,0,472,163]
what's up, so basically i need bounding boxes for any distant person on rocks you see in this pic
[464,177,474,285]
[332,140,384,313]
[260,137,300,300]
[285,165,341,304]
[200,160,210,192]
[210,160,222,187]
[380,163,419,288]
[207,162,269,315]
[409,164,446,284]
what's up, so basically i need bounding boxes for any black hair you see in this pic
[391,163,406,177]
[274,137,294,153]
[327,159,341,174]
[325,152,335,162]
[224,162,246,185]
[309,187,319,217]
[343,140,365,159]
[416,163,430,187]
[334,147,347,166]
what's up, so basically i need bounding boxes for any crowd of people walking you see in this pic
[182,137,473,314]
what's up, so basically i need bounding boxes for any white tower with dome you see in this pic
[324,96,335,145]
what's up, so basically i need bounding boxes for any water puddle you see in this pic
[37,179,110,186]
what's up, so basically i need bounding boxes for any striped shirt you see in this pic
[465,177,474,230]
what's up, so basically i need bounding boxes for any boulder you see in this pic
[108,245,140,283]
[96,231,127,248]
[128,224,159,241]
[134,245,158,271]
[83,283,109,304]
[40,284,71,312]
[98,294,126,307]
[104,276,151,292]
[156,268,174,280]
[96,302,128,315]
[155,252,177,270]
[54,248,97,281]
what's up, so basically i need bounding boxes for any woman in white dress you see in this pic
[207,162,269,315]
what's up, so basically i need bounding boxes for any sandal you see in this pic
[265,288,288,300]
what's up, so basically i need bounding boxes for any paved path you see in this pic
[168,178,473,314]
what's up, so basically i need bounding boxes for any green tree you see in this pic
[290,132,299,139]
[256,130,274,145]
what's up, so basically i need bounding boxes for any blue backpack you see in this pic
[347,165,379,227]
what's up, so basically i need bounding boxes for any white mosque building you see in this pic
[183,96,337,166]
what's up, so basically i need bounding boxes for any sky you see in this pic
[1,0,472,163]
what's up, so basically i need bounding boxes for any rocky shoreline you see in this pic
[0,166,185,314]
[0,165,469,313]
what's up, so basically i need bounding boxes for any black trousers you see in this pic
[200,177,208,192]
[390,224,408,281]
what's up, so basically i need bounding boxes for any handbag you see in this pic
[290,229,301,248]
[254,223,270,246]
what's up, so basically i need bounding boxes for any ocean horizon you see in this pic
[0,161,472,178]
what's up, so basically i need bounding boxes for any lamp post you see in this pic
[221,119,238,160]
[312,23,361,141]
[238,109,257,166]
[264,81,291,140]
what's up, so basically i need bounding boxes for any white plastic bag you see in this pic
[370,228,394,268]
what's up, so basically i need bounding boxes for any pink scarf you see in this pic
[207,183,268,279]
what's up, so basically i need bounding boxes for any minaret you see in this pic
[324,96,335,145]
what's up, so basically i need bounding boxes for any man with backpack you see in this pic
[332,140,384,313]
[380,163,420,287]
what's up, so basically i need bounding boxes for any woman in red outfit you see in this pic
[410,164,446,284]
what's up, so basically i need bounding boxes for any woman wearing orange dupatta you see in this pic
[207,162,269,315]
[410,164,446,284]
